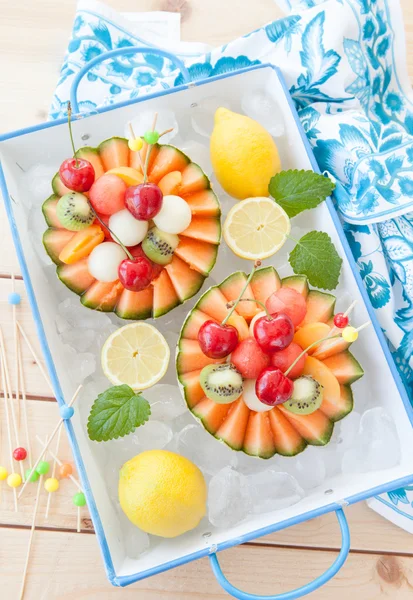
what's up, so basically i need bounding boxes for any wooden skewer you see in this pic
[151,112,158,132]
[77,504,81,533]
[19,436,48,600]
[18,385,82,499]
[128,121,145,172]
[44,425,63,520]
[35,435,82,491]
[0,326,24,479]
[17,333,32,469]
[11,274,20,428]
[16,321,54,394]
[0,350,18,511]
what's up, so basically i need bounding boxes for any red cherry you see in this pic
[231,337,270,379]
[198,320,239,359]
[253,312,294,354]
[13,447,27,461]
[125,183,163,221]
[333,313,349,328]
[128,244,162,281]
[118,256,153,292]
[59,158,95,193]
[271,342,307,379]
[255,367,294,406]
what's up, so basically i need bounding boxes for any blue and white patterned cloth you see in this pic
[53,0,413,530]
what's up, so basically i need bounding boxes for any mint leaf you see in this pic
[269,169,335,218]
[87,384,151,442]
[289,231,342,290]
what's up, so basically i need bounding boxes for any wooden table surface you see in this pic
[1,1,413,598]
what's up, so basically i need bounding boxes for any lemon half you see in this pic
[223,197,290,260]
[101,323,170,390]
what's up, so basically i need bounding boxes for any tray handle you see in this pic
[209,508,350,600]
[69,47,191,114]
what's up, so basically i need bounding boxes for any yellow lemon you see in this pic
[210,108,281,199]
[119,450,207,538]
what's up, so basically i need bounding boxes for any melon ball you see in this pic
[109,209,148,247]
[153,195,192,234]
[88,242,127,282]
[242,379,272,413]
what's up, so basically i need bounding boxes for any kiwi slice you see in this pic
[142,227,179,265]
[283,376,323,415]
[56,192,94,231]
[200,363,243,404]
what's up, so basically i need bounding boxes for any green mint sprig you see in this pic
[87,384,151,442]
[289,231,342,290]
[269,169,335,218]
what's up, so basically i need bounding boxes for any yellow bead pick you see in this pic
[342,326,358,343]
[0,466,8,481]
[44,477,60,493]
[7,473,22,488]
[128,137,143,152]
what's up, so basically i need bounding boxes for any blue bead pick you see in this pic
[60,405,75,420]
[8,292,21,305]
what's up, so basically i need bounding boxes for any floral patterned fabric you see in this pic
[54,0,413,529]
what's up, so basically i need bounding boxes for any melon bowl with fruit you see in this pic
[42,136,221,319]
[177,266,364,459]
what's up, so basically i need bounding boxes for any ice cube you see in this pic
[335,412,361,451]
[191,96,232,138]
[135,421,173,451]
[23,164,56,208]
[246,470,304,513]
[180,140,212,176]
[58,297,111,330]
[241,89,285,137]
[123,526,150,560]
[208,467,251,528]
[126,109,178,144]
[62,345,96,382]
[342,408,401,474]
[176,424,238,475]
[60,328,96,352]
[236,452,273,475]
[293,446,327,490]
[144,384,187,422]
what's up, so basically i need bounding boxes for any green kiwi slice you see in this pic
[283,376,323,415]
[200,363,243,404]
[56,192,94,231]
[142,227,179,265]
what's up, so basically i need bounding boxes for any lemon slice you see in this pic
[101,323,170,391]
[223,197,290,260]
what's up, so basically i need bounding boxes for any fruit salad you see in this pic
[42,110,221,320]
[177,266,364,459]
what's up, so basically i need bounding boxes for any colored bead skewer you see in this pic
[18,436,48,600]
[18,385,82,499]
[0,326,24,480]
[17,331,32,470]
[127,123,145,171]
[0,342,17,511]
[328,300,357,337]
[16,321,54,394]
[44,425,63,520]
[35,436,81,491]
[9,274,21,428]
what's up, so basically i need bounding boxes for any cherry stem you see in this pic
[87,202,134,260]
[222,261,261,326]
[67,102,79,169]
[227,298,271,319]
[284,334,341,377]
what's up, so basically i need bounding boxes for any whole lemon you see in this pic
[210,107,281,199]
[119,450,207,538]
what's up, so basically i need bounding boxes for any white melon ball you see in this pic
[88,242,127,282]
[153,195,192,234]
[109,209,148,247]
[249,311,267,336]
[243,378,273,413]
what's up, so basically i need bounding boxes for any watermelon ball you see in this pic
[271,342,307,379]
[89,174,127,216]
[266,288,307,327]
[231,337,270,379]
